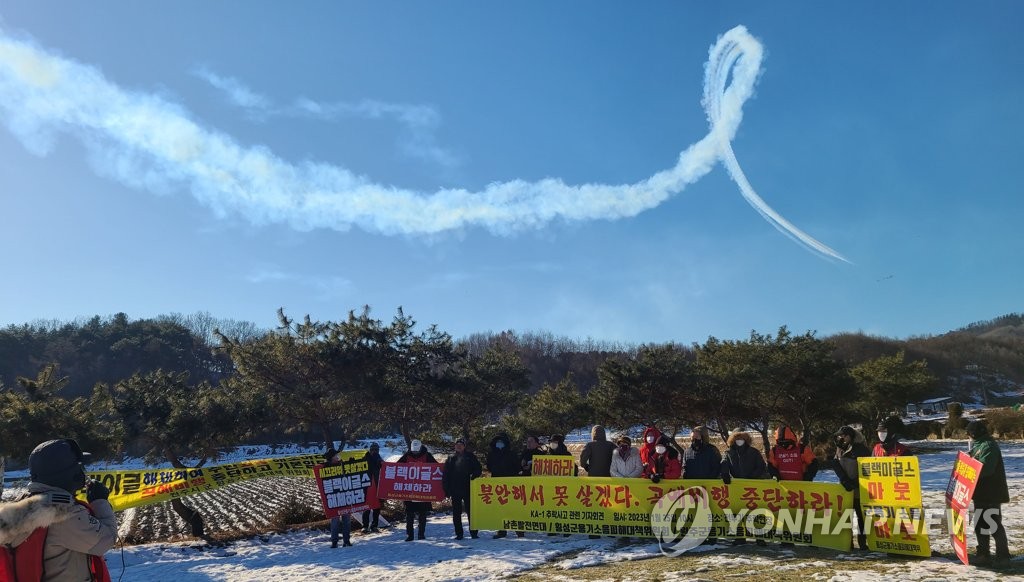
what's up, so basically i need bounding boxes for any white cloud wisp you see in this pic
[0,25,846,261]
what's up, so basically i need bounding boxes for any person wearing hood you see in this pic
[442,439,482,540]
[360,443,384,533]
[720,429,768,482]
[610,435,643,478]
[638,426,663,471]
[324,446,353,547]
[642,435,682,482]
[831,425,870,550]
[683,426,722,479]
[486,433,521,538]
[966,420,1011,567]
[397,439,438,541]
[580,425,615,478]
[872,418,909,457]
[0,438,116,581]
[720,429,768,546]
[768,426,818,482]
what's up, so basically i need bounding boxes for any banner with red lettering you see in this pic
[314,454,379,518]
[532,455,576,476]
[945,451,983,566]
[378,461,445,502]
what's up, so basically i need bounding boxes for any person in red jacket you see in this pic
[642,436,682,483]
[768,426,818,482]
[639,426,663,472]
[872,419,910,457]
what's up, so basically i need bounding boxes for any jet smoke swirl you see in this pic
[0,25,845,261]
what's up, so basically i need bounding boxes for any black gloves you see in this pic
[803,461,819,482]
[86,479,110,502]
[767,466,781,480]
[839,477,855,492]
[721,472,732,485]
[651,474,662,484]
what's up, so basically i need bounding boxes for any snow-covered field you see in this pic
[4,439,1024,581]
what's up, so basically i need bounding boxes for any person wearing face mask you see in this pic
[682,426,722,479]
[610,436,643,478]
[486,433,521,539]
[720,428,769,546]
[768,426,819,482]
[0,438,116,582]
[642,436,682,483]
[871,418,909,457]
[831,425,870,551]
[966,420,1011,567]
[638,426,663,474]
[397,439,438,541]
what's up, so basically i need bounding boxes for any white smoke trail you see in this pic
[0,25,846,261]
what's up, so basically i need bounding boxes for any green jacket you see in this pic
[969,437,1009,505]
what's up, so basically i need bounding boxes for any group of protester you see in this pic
[0,416,1010,580]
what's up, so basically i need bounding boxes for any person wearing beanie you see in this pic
[966,420,1011,567]
[872,418,910,457]
[397,439,437,541]
[324,446,352,548]
[0,438,117,581]
[831,425,871,551]
[610,435,643,478]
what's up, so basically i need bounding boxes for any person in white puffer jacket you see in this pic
[609,435,643,478]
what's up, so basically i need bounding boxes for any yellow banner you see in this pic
[84,451,365,512]
[858,456,930,557]
[471,477,853,551]
[532,455,576,476]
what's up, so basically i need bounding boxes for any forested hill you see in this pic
[1,310,1022,400]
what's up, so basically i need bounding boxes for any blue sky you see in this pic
[1,2,1021,344]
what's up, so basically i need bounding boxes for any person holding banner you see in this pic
[486,433,521,539]
[642,435,682,483]
[442,439,482,540]
[832,425,870,551]
[360,443,383,533]
[966,420,1011,567]
[547,434,579,476]
[324,447,353,548]
[682,426,721,479]
[721,429,769,546]
[768,426,818,482]
[610,435,642,478]
[519,435,547,477]
[397,439,438,541]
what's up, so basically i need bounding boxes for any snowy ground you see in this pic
[4,439,1024,581]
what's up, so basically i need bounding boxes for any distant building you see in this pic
[906,396,955,416]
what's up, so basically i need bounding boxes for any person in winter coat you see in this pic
[519,435,547,477]
[547,434,579,476]
[442,439,483,540]
[683,426,722,479]
[966,420,1011,567]
[397,439,438,541]
[768,426,818,481]
[610,436,643,478]
[0,438,116,582]
[580,425,615,477]
[872,418,910,457]
[359,443,384,533]
[642,436,682,482]
[638,426,663,470]
[831,425,870,550]
[486,433,521,539]
[721,429,768,482]
[324,447,353,547]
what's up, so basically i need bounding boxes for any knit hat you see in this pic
[324,447,339,462]
[29,439,89,493]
